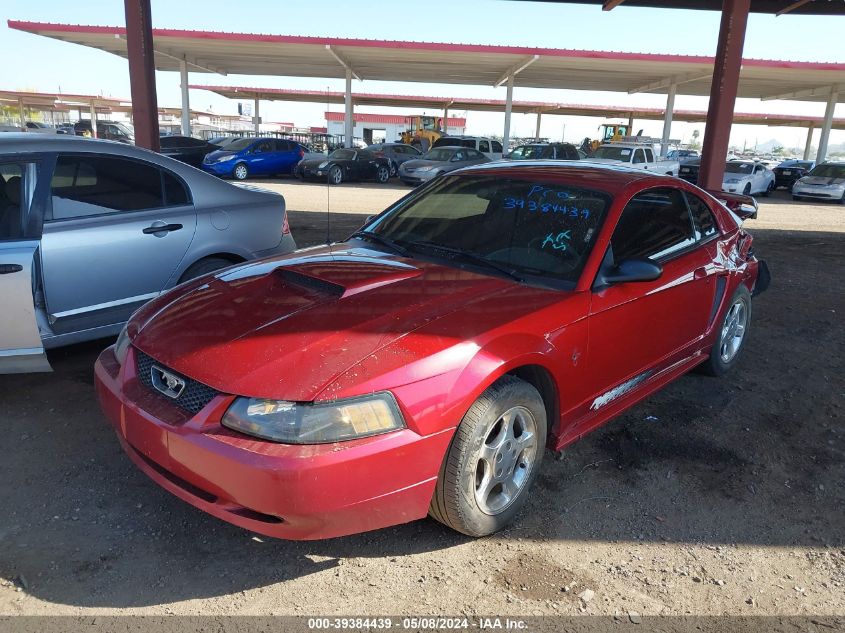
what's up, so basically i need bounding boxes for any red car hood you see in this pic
[131,245,515,401]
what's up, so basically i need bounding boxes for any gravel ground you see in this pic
[0,180,842,618]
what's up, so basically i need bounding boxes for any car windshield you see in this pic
[422,148,457,161]
[364,175,611,286]
[225,138,256,152]
[509,145,546,159]
[808,164,845,178]
[114,122,134,136]
[725,162,754,174]
[330,149,356,160]
[593,146,633,161]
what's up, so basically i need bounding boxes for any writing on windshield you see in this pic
[367,175,611,285]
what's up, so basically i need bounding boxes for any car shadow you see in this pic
[0,227,841,608]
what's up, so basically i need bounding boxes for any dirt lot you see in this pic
[0,181,842,619]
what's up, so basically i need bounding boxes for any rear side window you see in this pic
[644,148,654,162]
[633,149,646,164]
[492,141,503,153]
[684,192,719,241]
[50,155,175,220]
[275,139,294,151]
[163,171,190,206]
[478,140,490,153]
[611,188,696,262]
[0,163,26,240]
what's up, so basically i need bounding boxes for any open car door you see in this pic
[0,159,50,373]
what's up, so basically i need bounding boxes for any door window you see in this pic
[0,163,26,240]
[253,141,272,154]
[632,149,646,164]
[478,140,490,153]
[644,148,654,162]
[163,171,191,206]
[684,192,719,241]
[492,141,503,153]
[50,155,167,220]
[611,188,696,262]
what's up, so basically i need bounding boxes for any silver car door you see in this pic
[0,159,51,373]
[41,154,196,333]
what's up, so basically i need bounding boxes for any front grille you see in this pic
[135,350,220,414]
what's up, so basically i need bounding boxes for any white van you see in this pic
[433,136,503,160]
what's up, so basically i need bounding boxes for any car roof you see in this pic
[453,160,655,193]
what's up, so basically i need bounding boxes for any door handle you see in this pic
[0,264,23,274]
[143,223,183,235]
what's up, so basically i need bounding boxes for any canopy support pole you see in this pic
[803,124,815,160]
[698,0,750,191]
[17,98,25,130]
[180,59,191,136]
[535,112,542,141]
[124,0,160,150]
[253,97,260,135]
[503,74,514,154]
[660,83,677,156]
[815,88,838,164]
[89,101,98,138]
[344,69,353,148]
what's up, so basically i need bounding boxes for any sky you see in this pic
[1,0,843,152]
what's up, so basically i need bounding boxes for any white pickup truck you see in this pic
[587,141,680,176]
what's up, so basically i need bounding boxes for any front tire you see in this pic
[699,285,752,377]
[761,181,774,197]
[429,376,547,537]
[232,162,249,181]
[328,165,343,185]
[743,183,752,196]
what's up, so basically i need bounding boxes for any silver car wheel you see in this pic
[473,405,538,515]
[329,166,342,185]
[376,166,390,183]
[720,299,748,363]
[233,163,248,180]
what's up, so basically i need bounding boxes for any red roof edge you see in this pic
[9,20,845,71]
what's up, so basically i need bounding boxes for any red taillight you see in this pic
[282,211,290,235]
[299,149,304,158]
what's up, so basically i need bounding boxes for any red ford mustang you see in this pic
[95,163,769,540]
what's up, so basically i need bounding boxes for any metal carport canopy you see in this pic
[8,20,845,100]
[189,85,845,130]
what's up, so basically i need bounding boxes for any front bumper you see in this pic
[201,161,236,177]
[95,346,451,540]
[399,170,435,185]
[792,185,845,200]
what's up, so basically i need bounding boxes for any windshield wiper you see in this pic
[404,240,524,283]
[350,231,410,257]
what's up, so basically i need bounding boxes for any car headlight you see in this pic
[114,324,131,366]
[723,177,740,184]
[216,155,236,163]
[221,392,405,444]
[416,166,436,172]
[318,161,329,169]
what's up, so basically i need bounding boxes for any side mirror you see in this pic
[735,203,758,220]
[604,258,663,284]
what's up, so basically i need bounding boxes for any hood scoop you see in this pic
[276,259,423,299]
[277,269,344,297]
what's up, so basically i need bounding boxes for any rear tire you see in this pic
[178,257,234,283]
[429,376,547,537]
[699,285,752,377]
[376,165,390,183]
[232,163,249,181]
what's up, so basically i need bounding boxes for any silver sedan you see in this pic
[0,134,296,373]
[398,146,490,186]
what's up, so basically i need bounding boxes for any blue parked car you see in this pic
[202,137,306,180]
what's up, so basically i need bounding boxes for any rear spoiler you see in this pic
[705,189,758,221]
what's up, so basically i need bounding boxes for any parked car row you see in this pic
[678,156,843,203]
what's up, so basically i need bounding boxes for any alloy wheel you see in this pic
[472,406,538,515]
[233,164,248,180]
[720,298,748,363]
